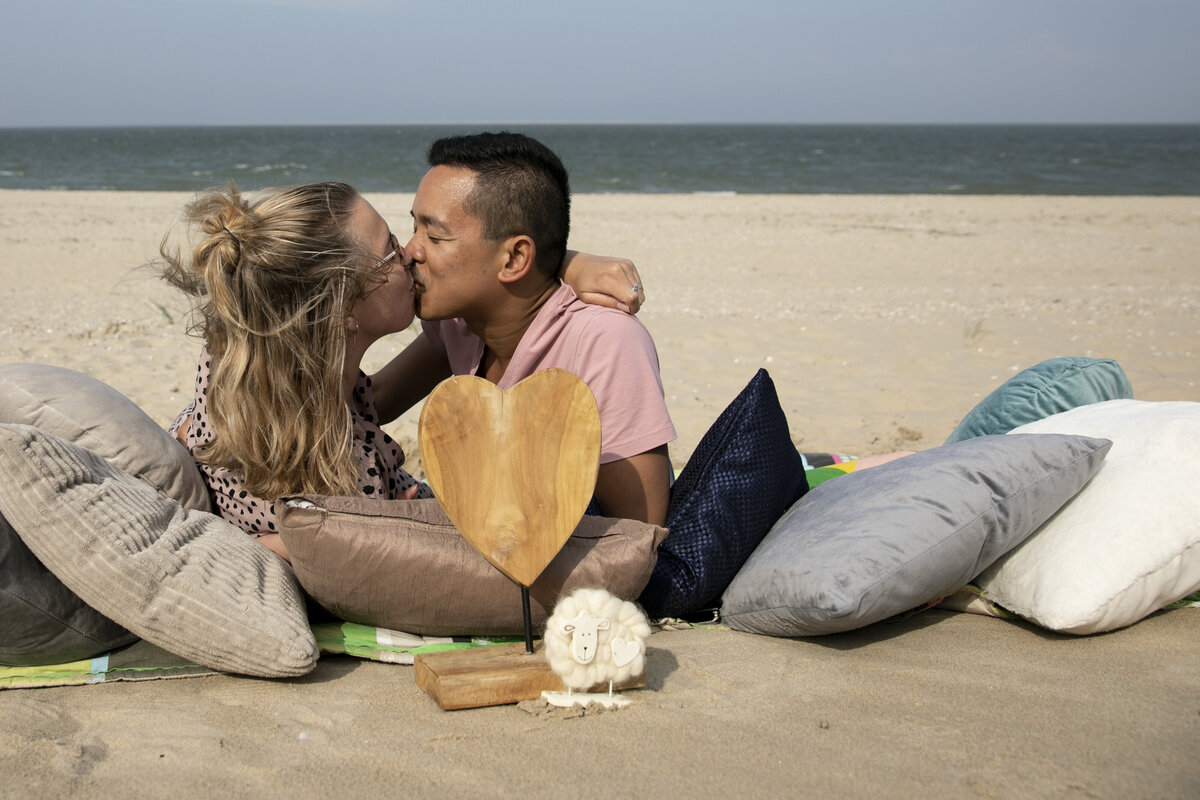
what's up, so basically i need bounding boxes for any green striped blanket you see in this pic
[0,622,520,690]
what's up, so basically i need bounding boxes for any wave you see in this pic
[243,163,309,174]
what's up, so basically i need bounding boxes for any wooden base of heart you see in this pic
[414,642,646,710]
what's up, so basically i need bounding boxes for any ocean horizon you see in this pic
[1,124,1197,195]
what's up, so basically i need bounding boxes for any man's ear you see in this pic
[497,235,536,284]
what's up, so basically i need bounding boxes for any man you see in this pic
[372,132,675,525]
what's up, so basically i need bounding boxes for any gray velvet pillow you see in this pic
[1,510,136,666]
[0,424,316,677]
[0,363,210,511]
[720,434,1111,637]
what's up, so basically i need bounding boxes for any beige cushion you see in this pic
[0,363,210,511]
[279,496,667,636]
[0,424,317,677]
[977,400,1200,633]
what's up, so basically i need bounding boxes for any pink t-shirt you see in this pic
[422,283,676,464]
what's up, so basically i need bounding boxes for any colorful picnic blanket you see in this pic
[0,619,713,690]
[0,622,521,690]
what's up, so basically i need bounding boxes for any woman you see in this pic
[161,181,642,557]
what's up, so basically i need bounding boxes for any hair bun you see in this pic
[194,187,255,276]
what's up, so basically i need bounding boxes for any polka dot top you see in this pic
[170,348,432,534]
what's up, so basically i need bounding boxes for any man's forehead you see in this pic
[413,166,477,217]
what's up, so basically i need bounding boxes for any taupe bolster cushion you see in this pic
[279,496,667,637]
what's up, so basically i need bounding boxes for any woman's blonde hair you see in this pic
[159,182,391,499]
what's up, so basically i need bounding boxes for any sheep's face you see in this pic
[560,609,611,665]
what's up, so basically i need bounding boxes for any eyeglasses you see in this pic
[374,233,402,270]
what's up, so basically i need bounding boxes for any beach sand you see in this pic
[1,190,1198,797]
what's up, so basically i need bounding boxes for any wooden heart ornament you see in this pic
[418,369,602,587]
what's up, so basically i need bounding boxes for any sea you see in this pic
[0,124,1197,195]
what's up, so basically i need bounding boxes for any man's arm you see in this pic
[592,445,672,527]
[370,333,451,425]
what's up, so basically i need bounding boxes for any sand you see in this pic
[1,190,1198,797]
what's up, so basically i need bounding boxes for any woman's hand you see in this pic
[561,250,645,314]
[255,533,291,563]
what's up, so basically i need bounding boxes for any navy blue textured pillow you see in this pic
[639,370,808,618]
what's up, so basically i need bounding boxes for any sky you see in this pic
[2,0,1198,127]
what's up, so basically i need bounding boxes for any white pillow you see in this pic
[975,400,1200,634]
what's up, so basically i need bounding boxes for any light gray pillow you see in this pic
[0,424,316,677]
[720,434,1111,637]
[0,363,210,511]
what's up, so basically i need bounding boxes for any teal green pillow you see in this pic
[945,357,1132,444]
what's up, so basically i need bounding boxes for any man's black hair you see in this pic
[427,131,570,277]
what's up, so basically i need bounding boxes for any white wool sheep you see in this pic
[542,588,651,693]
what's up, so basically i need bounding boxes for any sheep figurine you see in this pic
[541,588,651,708]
